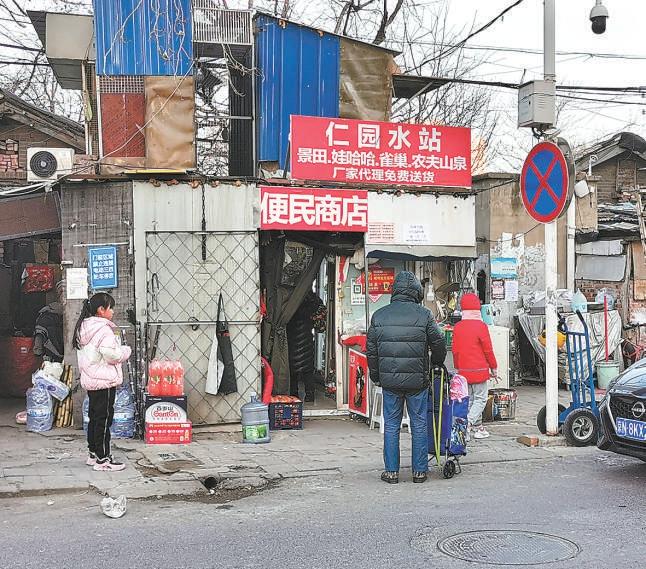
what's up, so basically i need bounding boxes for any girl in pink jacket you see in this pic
[73,293,131,471]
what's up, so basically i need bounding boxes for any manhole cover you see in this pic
[424,530,579,565]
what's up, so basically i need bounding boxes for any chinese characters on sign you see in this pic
[260,186,368,232]
[88,246,118,290]
[291,115,471,188]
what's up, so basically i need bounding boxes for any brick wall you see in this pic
[0,122,75,183]
[577,279,624,311]
[593,160,618,203]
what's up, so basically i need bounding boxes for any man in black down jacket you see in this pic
[367,271,446,484]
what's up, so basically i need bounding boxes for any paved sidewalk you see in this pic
[0,385,583,500]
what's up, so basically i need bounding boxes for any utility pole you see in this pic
[543,0,559,435]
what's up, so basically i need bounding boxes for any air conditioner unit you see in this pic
[27,147,75,182]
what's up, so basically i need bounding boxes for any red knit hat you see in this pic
[460,293,481,311]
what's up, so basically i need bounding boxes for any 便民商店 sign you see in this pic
[290,115,471,188]
[260,186,368,232]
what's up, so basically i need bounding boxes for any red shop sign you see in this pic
[260,186,368,232]
[290,115,471,188]
[356,266,396,295]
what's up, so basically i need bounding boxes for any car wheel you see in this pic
[563,408,599,447]
[536,404,566,434]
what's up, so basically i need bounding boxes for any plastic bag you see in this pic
[32,370,69,401]
[26,385,53,432]
[450,374,469,402]
[100,495,127,519]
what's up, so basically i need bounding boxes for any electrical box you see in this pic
[518,80,556,128]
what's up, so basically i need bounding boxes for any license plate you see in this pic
[616,417,646,441]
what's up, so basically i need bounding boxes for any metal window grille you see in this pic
[144,231,260,425]
[99,76,145,94]
[192,4,253,45]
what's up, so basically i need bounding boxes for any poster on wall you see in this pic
[350,278,364,305]
[66,268,88,300]
[491,279,505,300]
[348,349,369,417]
[88,246,118,290]
[504,279,519,302]
[491,257,518,280]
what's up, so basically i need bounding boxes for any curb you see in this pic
[517,434,569,448]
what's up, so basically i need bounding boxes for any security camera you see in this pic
[590,0,609,34]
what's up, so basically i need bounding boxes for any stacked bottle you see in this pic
[147,359,185,396]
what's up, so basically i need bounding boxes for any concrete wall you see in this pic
[60,180,135,426]
[474,174,567,327]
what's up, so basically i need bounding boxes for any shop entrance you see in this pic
[260,232,363,415]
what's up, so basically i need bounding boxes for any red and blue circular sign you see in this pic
[520,141,569,223]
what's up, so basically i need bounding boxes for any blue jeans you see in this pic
[382,388,429,473]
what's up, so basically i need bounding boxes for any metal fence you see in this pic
[144,231,260,425]
[193,4,253,45]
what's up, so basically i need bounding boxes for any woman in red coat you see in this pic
[452,294,498,439]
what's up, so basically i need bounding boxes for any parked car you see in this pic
[597,358,646,462]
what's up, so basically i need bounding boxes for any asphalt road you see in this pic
[1,448,645,569]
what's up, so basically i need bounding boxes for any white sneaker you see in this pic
[93,457,126,472]
[473,427,490,439]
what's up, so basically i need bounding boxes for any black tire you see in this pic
[442,460,456,479]
[536,404,566,434]
[563,408,599,447]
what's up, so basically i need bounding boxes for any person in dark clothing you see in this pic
[33,281,64,362]
[367,271,446,484]
[287,291,326,402]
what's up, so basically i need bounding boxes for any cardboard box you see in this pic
[145,422,192,445]
[144,394,188,424]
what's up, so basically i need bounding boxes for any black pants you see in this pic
[87,387,116,460]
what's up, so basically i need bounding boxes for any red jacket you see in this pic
[452,318,498,384]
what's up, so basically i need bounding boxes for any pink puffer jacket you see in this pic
[77,317,131,391]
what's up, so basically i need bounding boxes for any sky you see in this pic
[15,0,646,171]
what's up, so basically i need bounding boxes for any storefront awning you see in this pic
[366,244,477,260]
[0,192,61,241]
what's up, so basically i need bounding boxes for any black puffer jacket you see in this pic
[367,271,446,392]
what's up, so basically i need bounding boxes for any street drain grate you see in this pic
[419,530,580,565]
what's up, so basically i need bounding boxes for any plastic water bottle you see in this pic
[26,385,53,432]
[147,359,163,396]
[172,360,185,396]
[240,393,270,444]
[111,386,135,439]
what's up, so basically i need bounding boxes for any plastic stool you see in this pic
[369,386,411,434]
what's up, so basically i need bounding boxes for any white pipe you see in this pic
[544,0,559,436]
[567,198,576,291]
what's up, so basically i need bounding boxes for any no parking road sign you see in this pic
[520,141,569,223]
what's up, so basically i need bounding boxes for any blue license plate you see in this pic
[616,417,646,441]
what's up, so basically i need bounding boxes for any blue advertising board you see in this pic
[89,246,118,290]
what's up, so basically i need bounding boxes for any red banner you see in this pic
[291,115,471,188]
[348,349,369,417]
[356,266,396,295]
[260,186,368,232]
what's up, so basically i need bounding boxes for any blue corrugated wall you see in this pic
[94,0,193,76]
[255,15,340,166]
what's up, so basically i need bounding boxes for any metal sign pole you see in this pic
[544,0,559,435]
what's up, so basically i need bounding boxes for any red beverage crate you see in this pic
[269,396,303,430]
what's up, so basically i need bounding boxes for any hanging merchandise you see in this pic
[22,265,55,293]
[206,294,237,395]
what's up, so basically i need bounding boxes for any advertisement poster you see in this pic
[491,279,505,300]
[348,349,369,417]
[491,257,518,280]
[66,268,88,300]
[291,115,472,188]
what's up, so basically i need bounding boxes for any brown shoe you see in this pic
[381,471,399,484]
[413,471,427,483]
